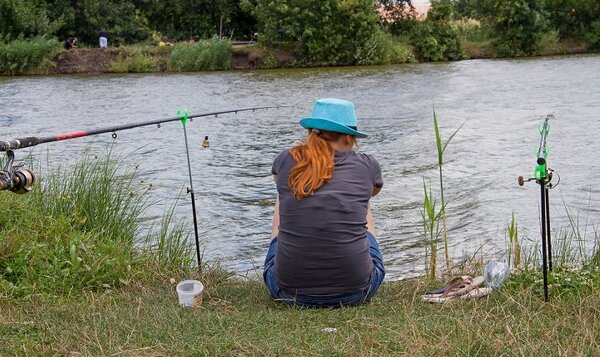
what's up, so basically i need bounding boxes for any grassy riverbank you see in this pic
[1,35,595,76]
[1,153,599,355]
[2,271,599,355]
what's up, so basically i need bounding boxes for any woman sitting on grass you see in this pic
[263,98,385,307]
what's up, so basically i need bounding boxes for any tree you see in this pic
[545,0,600,39]
[453,0,495,20]
[139,0,253,41]
[0,0,58,38]
[255,0,393,66]
[378,0,418,36]
[493,0,547,56]
[41,0,151,45]
[411,0,463,61]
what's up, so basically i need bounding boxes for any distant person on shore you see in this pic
[99,28,108,48]
[65,36,77,50]
[263,98,385,308]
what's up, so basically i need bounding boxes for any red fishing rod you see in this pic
[1,105,287,270]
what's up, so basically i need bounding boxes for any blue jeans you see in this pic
[263,232,385,308]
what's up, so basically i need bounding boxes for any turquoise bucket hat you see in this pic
[299,98,367,138]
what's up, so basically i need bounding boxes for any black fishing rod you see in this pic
[0,106,283,152]
[1,105,287,270]
[518,114,559,302]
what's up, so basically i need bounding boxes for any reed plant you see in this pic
[0,151,192,297]
[421,180,445,281]
[169,38,232,71]
[506,212,521,269]
[432,108,463,271]
[0,36,61,75]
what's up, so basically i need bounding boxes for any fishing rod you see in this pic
[518,114,559,302]
[0,105,287,270]
[0,106,283,152]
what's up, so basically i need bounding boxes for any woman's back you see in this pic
[272,149,382,295]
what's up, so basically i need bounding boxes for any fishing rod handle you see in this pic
[0,137,40,151]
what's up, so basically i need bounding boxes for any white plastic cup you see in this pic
[176,280,204,307]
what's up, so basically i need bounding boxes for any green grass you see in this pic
[0,36,62,75]
[1,270,598,356]
[111,48,160,73]
[0,151,192,297]
[1,149,599,355]
[421,180,443,281]
[169,38,232,71]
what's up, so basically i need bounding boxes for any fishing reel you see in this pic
[0,150,36,194]
[518,168,559,189]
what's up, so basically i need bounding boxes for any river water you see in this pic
[1,54,600,279]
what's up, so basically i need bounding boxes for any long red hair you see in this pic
[288,130,356,199]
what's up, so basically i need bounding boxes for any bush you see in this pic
[587,20,600,51]
[412,27,445,61]
[354,30,397,66]
[111,49,159,73]
[410,1,463,61]
[492,0,548,56]
[535,30,562,55]
[389,40,417,64]
[0,36,61,75]
[169,38,232,71]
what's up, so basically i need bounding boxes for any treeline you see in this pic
[382,0,600,60]
[1,0,599,70]
[447,0,600,56]
[0,0,256,45]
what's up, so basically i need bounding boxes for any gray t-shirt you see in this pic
[271,149,383,295]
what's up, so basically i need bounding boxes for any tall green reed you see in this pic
[432,108,463,271]
[506,212,521,269]
[421,180,445,281]
[169,38,232,71]
[111,48,159,73]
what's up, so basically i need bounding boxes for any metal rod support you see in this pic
[546,187,553,271]
[540,181,549,302]
[182,123,202,270]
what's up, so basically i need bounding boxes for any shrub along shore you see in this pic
[1,153,599,355]
[0,35,594,77]
[0,34,588,75]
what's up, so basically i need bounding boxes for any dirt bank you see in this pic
[50,48,125,74]
[49,46,293,74]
